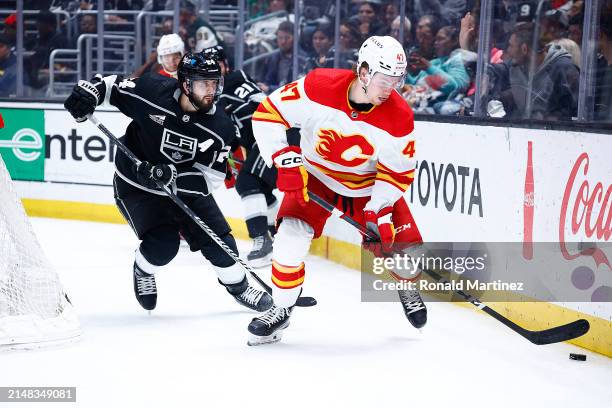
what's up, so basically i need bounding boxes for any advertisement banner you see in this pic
[44,110,130,185]
[0,108,45,181]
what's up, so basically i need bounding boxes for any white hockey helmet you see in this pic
[357,35,407,86]
[157,33,185,64]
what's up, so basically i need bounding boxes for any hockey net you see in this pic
[0,154,80,350]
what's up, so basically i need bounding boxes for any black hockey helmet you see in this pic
[177,52,224,104]
[202,45,230,73]
[202,45,227,63]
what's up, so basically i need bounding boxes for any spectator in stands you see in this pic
[567,13,583,45]
[268,0,293,13]
[350,1,384,41]
[258,21,306,93]
[25,10,68,91]
[157,17,190,50]
[390,15,412,50]
[553,38,581,68]
[541,8,570,44]
[78,14,97,35]
[86,1,144,10]
[77,1,144,23]
[494,23,579,120]
[107,0,144,8]
[2,14,16,50]
[459,10,476,52]
[411,14,439,61]
[0,35,19,96]
[379,1,400,36]
[405,25,469,105]
[595,5,612,122]
[459,11,504,63]
[339,19,362,52]
[324,20,361,70]
[180,1,222,52]
[303,23,334,73]
[412,0,467,27]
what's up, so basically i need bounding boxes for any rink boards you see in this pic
[1,102,611,357]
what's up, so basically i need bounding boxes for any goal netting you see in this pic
[0,154,80,350]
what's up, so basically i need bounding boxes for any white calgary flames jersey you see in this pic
[252,68,416,211]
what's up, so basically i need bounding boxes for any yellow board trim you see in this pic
[21,198,612,358]
[23,199,127,224]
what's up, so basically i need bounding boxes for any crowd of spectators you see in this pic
[2,0,612,123]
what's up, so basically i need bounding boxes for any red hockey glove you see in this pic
[272,146,309,206]
[363,206,395,257]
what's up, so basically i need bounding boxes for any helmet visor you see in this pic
[190,77,224,99]
[160,53,182,71]
[369,72,405,91]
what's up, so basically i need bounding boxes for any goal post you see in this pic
[0,153,80,350]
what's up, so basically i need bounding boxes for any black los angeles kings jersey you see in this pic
[216,70,265,150]
[96,73,236,197]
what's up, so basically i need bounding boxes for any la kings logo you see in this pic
[160,128,197,164]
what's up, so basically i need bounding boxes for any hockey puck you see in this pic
[569,353,586,361]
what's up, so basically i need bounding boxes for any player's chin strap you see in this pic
[358,67,372,94]
[87,114,316,308]
[306,191,591,345]
[183,79,201,111]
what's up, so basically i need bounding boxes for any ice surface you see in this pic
[1,218,611,408]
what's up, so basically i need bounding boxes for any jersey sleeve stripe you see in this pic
[375,163,415,192]
[252,97,290,128]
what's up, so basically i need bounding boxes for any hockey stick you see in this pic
[307,191,590,345]
[88,114,316,307]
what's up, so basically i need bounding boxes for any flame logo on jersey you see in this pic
[315,129,375,167]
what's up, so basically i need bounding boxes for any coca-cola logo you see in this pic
[559,152,611,268]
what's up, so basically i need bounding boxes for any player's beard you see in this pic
[192,93,215,112]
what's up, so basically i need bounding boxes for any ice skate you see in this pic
[221,277,273,312]
[133,263,157,311]
[398,289,427,329]
[246,232,273,268]
[247,305,293,346]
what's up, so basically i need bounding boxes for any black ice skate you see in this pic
[398,289,427,329]
[247,305,293,346]
[133,263,157,310]
[246,232,273,268]
[221,277,273,312]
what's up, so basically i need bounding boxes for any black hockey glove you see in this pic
[64,80,100,123]
[135,161,177,190]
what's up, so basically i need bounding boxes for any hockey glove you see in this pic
[224,162,237,189]
[272,146,309,206]
[363,206,395,257]
[64,80,100,123]
[224,148,244,189]
[135,161,177,190]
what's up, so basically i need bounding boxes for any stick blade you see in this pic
[527,319,590,345]
[295,296,317,307]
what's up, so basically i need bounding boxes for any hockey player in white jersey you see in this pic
[248,36,427,345]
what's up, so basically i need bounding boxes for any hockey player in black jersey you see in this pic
[203,45,279,268]
[63,52,273,312]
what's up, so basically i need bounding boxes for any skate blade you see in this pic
[247,330,284,346]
